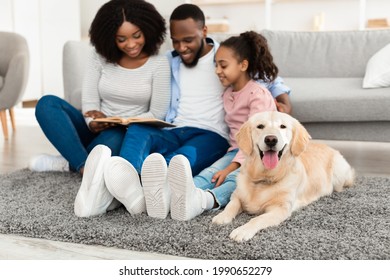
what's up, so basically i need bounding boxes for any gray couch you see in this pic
[63,29,390,142]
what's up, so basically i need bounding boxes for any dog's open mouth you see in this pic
[258,145,286,170]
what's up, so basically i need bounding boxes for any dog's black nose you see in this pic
[265,135,278,147]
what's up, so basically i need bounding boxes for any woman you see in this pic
[29,0,170,175]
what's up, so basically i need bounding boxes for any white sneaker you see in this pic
[104,157,146,215]
[141,153,170,219]
[74,145,113,217]
[29,154,69,172]
[168,155,207,221]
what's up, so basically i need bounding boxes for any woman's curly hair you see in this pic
[89,0,166,63]
[220,31,278,83]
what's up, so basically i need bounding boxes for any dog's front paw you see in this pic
[229,225,257,242]
[212,212,234,225]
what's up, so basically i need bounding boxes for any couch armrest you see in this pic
[62,40,92,110]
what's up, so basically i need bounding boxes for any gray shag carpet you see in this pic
[0,169,389,260]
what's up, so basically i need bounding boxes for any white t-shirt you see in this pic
[174,47,229,140]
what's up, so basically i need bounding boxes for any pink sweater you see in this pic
[223,79,277,164]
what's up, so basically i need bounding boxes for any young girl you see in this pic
[165,31,278,220]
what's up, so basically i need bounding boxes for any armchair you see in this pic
[0,31,29,140]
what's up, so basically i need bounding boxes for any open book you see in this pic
[92,117,175,128]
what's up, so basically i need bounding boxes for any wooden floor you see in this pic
[1,108,390,259]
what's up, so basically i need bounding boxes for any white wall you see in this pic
[12,0,42,101]
[80,0,107,40]
[0,0,80,101]
[198,0,390,33]
[0,0,13,31]
[39,0,80,97]
[80,0,186,39]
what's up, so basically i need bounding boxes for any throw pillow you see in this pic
[363,43,390,88]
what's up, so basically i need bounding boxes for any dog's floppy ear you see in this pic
[290,118,311,156]
[236,121,253,156]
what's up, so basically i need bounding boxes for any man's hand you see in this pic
[275,93,292,114]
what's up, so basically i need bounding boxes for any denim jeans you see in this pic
[194,149,239,208]
[120,124,230,175]
[35,95,126,172]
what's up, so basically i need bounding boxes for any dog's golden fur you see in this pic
[212,111,355,242]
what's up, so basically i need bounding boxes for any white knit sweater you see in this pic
[82,50,170,121]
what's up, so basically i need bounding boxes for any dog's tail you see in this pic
[332,152,355,192]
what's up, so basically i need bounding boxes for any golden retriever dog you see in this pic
[212,111,355,242]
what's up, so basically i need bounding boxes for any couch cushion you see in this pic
[285,77,390,123]
[363,43,390,88]
[0,76,3,89]
[303,122,390,142]
[262,30,390,78]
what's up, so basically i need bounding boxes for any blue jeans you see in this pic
[35,95,126,172]
[120,124,230,175]
[194,149,239,208]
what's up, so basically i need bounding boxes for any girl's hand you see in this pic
[84,110,116,133]
[211,162,240,188]
[211,169,230,187]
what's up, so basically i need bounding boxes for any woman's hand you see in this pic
[84,110,116,133]
[84,110,105,119]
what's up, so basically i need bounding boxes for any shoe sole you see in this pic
[141,153,169,219]
[104,157,145,215]
[74,145,112,217]
[168,155,195,221]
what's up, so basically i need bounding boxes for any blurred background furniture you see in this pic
[0,31,29,140]
[367,18,389,29]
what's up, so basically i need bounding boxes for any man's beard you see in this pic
[182,40,204,68]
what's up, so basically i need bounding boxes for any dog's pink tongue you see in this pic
[262,151,279,170]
